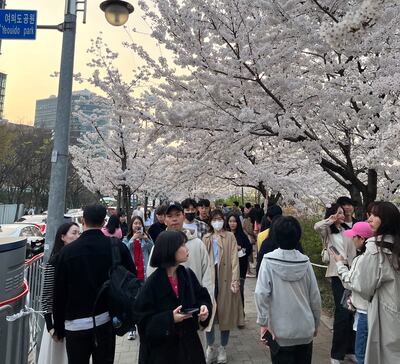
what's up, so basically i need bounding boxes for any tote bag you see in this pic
[37,329,68,364]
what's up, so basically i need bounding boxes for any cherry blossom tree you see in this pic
[128,0,400,215]
[70,37,164,217]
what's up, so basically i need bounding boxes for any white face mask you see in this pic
[211,221,224,231]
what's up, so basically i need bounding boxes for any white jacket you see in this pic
[346,236,400,364]
[336,256,369,311]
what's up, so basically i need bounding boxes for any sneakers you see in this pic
[206,346,218,364]
[330,359,341,364]
[127,330,136,340]
[217,346,227,363]
[345,354,357,363]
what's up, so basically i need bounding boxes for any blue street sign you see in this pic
[0,9,37,40]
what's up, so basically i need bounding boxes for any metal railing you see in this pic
[25,253,44,357]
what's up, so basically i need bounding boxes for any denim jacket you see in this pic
[123,236,154,277]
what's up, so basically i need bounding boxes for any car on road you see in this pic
[17,214,47,235]
[0,223,45,258]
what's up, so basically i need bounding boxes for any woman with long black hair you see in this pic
[225,213,252,310]
[38,222,80,364]
[347,201,400,364]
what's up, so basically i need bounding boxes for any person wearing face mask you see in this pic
[182,198,210,240]
[203,209,244,364]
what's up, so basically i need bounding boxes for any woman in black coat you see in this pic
[133,230,212,364]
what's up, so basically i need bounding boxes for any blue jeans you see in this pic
[206,325,230,347]
[355,312,368,364]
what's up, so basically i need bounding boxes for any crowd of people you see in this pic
[36,197,400,364]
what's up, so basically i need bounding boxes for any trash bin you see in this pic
[0,237,30,364]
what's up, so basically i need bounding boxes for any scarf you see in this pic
[133,239,145,281]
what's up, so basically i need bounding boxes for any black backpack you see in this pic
[92,237,142,340]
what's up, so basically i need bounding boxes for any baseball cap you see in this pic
[344,221,373,239]
[165,202,184,214]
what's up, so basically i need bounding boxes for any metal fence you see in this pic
[25,253,44,358]
[0,204,24,224]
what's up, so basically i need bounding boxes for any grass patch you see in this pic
[299,217,334,316]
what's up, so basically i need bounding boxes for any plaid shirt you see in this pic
[194,219,209,240]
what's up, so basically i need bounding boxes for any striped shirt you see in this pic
[41,262,56,314]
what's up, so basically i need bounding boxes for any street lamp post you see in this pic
[44,0,134,262]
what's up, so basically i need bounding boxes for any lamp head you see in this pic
[100,0,134,26]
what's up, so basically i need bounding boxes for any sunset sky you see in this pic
[0,0,161,125]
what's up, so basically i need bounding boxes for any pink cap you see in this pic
[344,221,373,239]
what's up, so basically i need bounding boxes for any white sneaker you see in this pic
[345,354,357,363]
[206,346,217,364]
[127,330,136,340]
[331,359,342,364]
[217,346,227,363]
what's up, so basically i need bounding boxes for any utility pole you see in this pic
[44,0,77,262]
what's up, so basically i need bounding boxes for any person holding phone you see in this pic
[124,215,154,339]
[330,222,373,364]
[314,203,357,364]
[336,202,400,364]
[256,216,321,364]
[133,230,212,364]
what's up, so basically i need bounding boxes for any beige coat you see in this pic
[314,219,356,277]
[349,236,400,364]
[203,230,244,331]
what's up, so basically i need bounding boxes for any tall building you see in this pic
[0,72,6,119]
[34,89,109,142]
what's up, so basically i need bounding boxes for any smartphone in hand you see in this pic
[329,246,340,255]
[262,330,280,355]
[181,308,199,315]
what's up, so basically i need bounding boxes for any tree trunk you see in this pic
[348,185,363,220]
[117,189,122,211]
[122,185,132,225]
[144,194,149,224]
[364,169,378,211]
[345,169,377,220]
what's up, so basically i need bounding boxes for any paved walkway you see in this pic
[115,277,349,364]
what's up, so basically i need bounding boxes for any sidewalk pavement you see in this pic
[115,277,348,364]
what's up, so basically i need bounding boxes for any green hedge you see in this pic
[300,218,334,315]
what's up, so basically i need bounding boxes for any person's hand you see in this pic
[173,305,192,323]
[198,305,209,322]
[330,250,344,262]
[133,231,142,240]
[314,328,318,337]
[231,281,239,294]
[260,326,276,345]
[51,330,62,342]
[328,213,339,222]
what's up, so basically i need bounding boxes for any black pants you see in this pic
[331,277,355,360]
[65,321,116,364]
[271,342,313,364]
